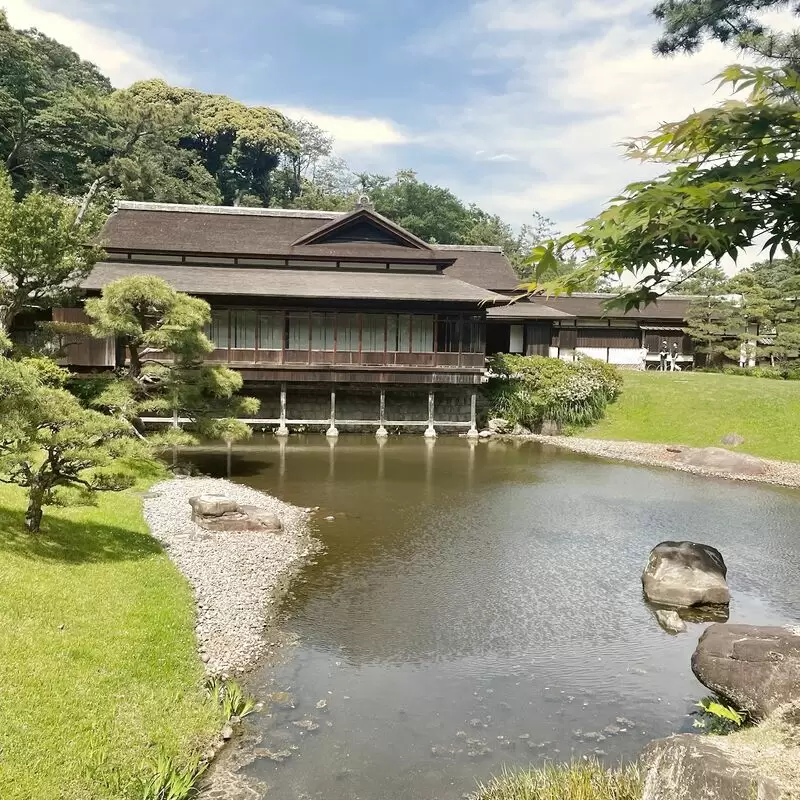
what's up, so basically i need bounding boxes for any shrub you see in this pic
[487,355,622,430]
[474,760,642,800]
[703,365,800,380]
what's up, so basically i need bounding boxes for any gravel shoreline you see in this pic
[526,435,800,488]
[142,477,318,675]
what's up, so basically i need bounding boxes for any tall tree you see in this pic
[684,290,744,367]
[84,276,259,442]
[0,10,111,196]
[126,80,298,206]
[0,169,103,334]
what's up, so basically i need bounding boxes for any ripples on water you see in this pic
[185,436,800,800]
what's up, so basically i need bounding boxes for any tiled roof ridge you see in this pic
[114,200,346,220]
[436,244,504,253]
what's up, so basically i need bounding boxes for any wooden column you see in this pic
[376,389,388,439]
[424,390,437,439]
[276,383,289,437]
[466,391,479,439]
[326,388,339,438]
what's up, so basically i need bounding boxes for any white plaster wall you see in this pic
[608,348,642,366]
[575,347,607,361]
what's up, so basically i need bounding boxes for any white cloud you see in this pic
[412,0,799,238]
[3,0,183,86]
[305,4,358,27]
[278,105,409,152]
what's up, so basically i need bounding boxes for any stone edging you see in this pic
[517,435,800,489]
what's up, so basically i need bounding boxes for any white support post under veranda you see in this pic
[466,391,479,439]
[276,383,289,437]
[326,388,339,438]
[424,390,437,439]
[376,389,388,439]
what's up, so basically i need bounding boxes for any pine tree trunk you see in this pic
[25,488,45,533]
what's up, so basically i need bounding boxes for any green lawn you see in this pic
[0,481,221,800]
[586,371,800,462]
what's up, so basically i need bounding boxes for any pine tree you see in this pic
[84,276,259,443]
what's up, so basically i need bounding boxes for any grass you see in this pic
[474,760,642,800]
[0,476,222,800]
[585,371,800,462]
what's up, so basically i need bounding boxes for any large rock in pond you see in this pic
[692,624,800,720]
[642,541,730,608]
[189,495,283,533]
[487,418,510,434]
[642,734,785,800]
[189,494,239,517]
[671,446,766,476]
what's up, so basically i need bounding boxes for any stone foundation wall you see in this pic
[246,384,479,432]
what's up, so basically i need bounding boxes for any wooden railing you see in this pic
[205,348,486,370]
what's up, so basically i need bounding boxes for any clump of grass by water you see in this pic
[204,676,257,720]
[139,751,207,800]
[474,760,642,800]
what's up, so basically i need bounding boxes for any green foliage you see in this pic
[652,0,800,63]
[684,294,744,366]
[126,79,298,207]
[713,364,800,379]
[85,276,258,443]
[0,167,104,330]
[204,677,257,720]
[488,355,622,429]
[693,696,745,735]
[0,356,150,532]
[526,64,800,310]
[474,760,642,800]
[138,751,207,800]
[0,9,110,196]
[18,355,69,386]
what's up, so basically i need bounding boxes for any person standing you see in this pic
[659,341,668,372]
[670,342,680,372]
[639,345,649,371]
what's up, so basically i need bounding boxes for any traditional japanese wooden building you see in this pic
[70,200,518,436]
[60,200,696,435]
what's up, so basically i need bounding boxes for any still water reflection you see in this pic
[186,436,800,800]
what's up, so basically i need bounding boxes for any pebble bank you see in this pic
[143,477,317,674]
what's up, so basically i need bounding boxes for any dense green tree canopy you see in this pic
[0,168,103,332]
[0,10,110,195]
[126,79,298,206]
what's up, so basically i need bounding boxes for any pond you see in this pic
[186,436,800,800]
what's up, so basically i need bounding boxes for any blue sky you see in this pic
[4,0,775,234]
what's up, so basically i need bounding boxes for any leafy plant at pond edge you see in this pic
[204,676,257,720]
[487,354,622,430]
[693,696,745,735]
[138,751,207,800]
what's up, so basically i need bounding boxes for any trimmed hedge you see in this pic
[698,366,800,381]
